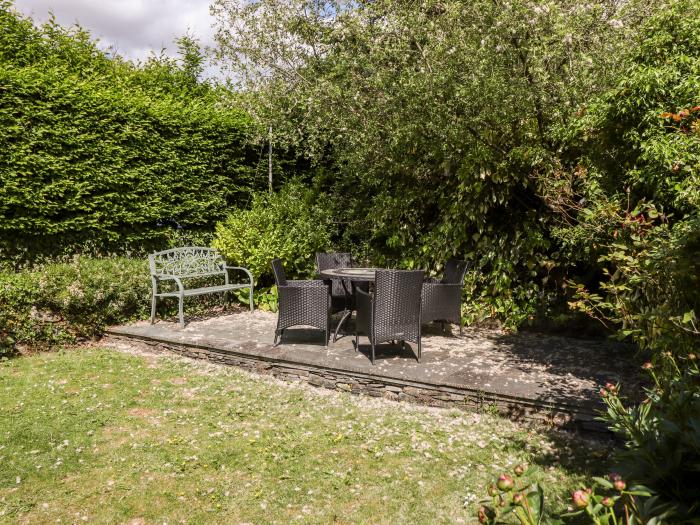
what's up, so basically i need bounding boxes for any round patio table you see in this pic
[319,267,379,282]
[319,267,381,341]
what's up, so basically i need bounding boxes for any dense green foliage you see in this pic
[558,10,700,516]
[213,182,334,283]
[212,0,657,326]
[0,257,150,355]
[559,1,700,358]
[0,2,261,262]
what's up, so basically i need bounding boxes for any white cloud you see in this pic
[11,0,217,63]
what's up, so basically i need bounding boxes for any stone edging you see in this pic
[104,333,607,434]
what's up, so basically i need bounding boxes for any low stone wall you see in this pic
[105,334,606,433]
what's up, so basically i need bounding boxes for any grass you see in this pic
[0,347,610,524]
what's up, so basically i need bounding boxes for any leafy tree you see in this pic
[211,0,655,325]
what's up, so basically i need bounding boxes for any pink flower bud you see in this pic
[604,382,618,394]
[512,492,524,506]
[602,497,614,508]
[496,474,514,492]
[514,463,527,477]
[478,505,494,524]
[572,490,590,509]
[614,479,626,491]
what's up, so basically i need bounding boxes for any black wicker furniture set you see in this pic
[271,254,470,364]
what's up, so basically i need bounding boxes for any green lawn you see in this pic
[0,348,608,524]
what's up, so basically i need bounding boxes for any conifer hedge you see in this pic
[0,2,260,261]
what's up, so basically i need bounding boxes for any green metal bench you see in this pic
[149,247,254,327]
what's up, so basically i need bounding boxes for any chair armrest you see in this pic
[422,282,463,299]
[287,280,326,287]
[152,274,184,294]
[224,266,254,286]
[355,286,373,335]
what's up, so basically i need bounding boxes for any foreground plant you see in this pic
[597,369,700,521]
[478,464,562,525]
[562,474,675,525]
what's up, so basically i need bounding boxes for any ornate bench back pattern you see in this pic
[149,247,226,278]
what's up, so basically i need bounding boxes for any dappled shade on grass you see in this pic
[0,348,609,523]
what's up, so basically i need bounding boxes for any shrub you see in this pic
[599,367,700,520]
[212,183,334,283]
[543,3,700,518]
[0,257,151,354]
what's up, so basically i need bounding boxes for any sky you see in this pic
[11,0,218,64]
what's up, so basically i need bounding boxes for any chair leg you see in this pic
[249,287,254,312]
[354,332,359,351]
[150,295,157,324]
[178,296,185,328]
[417,338,422,363]
[370,340,375,365]
[273,330,279,347]
[459,317,464,336]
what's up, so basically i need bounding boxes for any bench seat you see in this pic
[155,283,251,298]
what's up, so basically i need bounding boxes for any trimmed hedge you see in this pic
[0,3,260,261]
[0,257,151,355]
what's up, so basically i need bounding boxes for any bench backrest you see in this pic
[149,247,226,278]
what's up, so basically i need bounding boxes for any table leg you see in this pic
[333,309,353,343]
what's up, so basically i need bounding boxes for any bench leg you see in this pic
[150,294,157,324]
[249,286,254,312]
[178,295,185,328]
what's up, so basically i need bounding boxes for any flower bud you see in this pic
[642,362,653,370]
[604,382,618,395]
[512,492,524,506]
[514,464,527,477]
[688,353,696,361]
[478,505,494,524]
[487,483,499,497]
[496,474,514,492]
[572,490,590,509]
[602,497,614,508]
[608,473,626,491]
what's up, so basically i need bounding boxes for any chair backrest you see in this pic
[149,247,225,278]
[374,269,424,329]
[271,258,287,286]
[441,259,470,285]
[315,252,353,296]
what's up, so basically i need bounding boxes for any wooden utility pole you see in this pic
[268,126,273,192]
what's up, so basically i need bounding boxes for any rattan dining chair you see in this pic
[315,252,354,313]
[421,259,470,335]
[355,269,424,364]
[271,258,330,346]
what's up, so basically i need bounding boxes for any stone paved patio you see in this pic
[107,310,645,429]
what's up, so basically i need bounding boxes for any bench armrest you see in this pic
[224,266,254,287]
[151,274,185,294]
